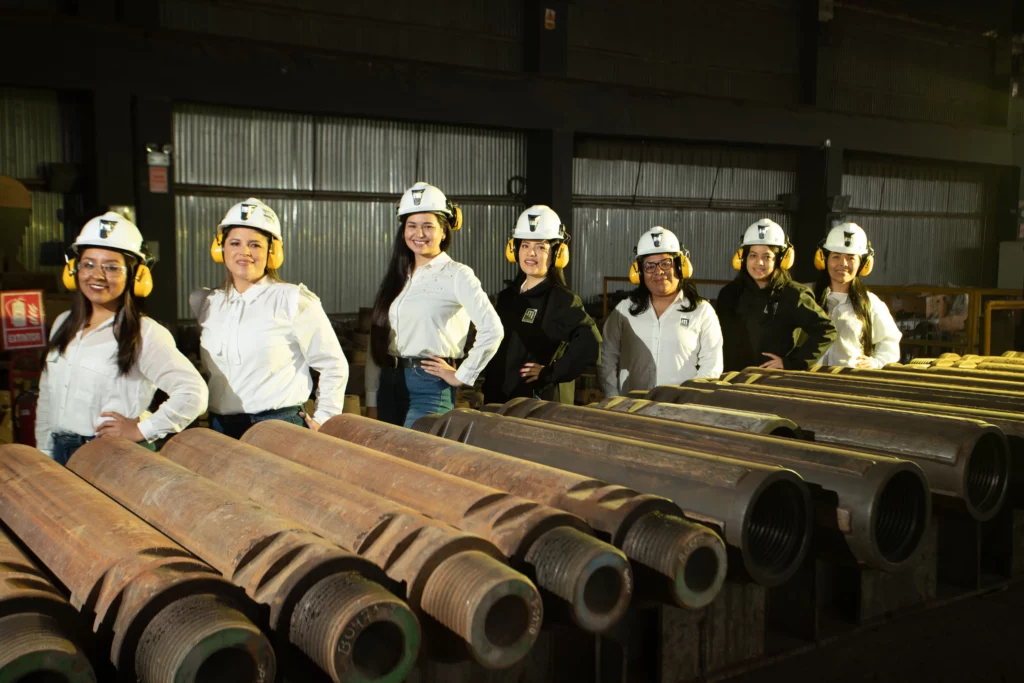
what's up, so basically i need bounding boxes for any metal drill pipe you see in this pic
[490,398,930,571]
[161,428,542,670]
[724,369,1024,415]
[0,444,275,682]
[811,365,1024,393]
[68,439,420,683]
[320,415,728,610]
[567,396,800,437]
[1004,351,1024,359]
[884,364,1024,384]
[0,526,96,683]
[647,385,1011,521]
[240,421,631,633]
[963,354,1024,365]
[963,362,1024,373]
[410,409,813,587]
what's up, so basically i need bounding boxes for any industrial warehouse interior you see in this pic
[1,0,1024,681]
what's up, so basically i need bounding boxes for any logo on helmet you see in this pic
[98,218,117,239]
[528,214,540,232]
[651,232,662,248]
[757,225,767,241]
[844,231,854,247]
[412,189,425,206]
[240,203,258,221]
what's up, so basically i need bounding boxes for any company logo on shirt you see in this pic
[680,318,690,327]
[522,308,538,323]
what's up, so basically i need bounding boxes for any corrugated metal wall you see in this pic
[573,140,797,303]
[841,159,987,286]
[0,87,67,274]
[158,0,523,72]
[173,104,524,318]
[568,0,802,105]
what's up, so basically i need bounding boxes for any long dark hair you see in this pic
[813,253,874,355]
[512,238,567,289]
[628,255,702,316]
[370,214,453,365]
[48,251,144,376]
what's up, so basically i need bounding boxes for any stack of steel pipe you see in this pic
[160,428,543,670]
[67,438,421,683]
[642,386,1011,522]
[238,420,634,633]
[400,409,814,587]
[810,365,1024,393]
[906,356,1024,374]
[598,395,801,437]
[319,415,730,609]
[0,444,276,683]
[883,363,1024,383]
[0,525,96,683]
[489,398,932,570]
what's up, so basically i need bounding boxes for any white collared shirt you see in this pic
[365,252,503,407]
[35,312,208,456]
[599,293,723,397]
[194,278,349,423]
[819,290,901,368]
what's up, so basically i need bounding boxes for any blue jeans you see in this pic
[379,367,455,428]
[50,432,156,467]
[210,405,306,440]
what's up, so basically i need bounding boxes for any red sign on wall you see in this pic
[1,291,46,350]
[149,166,169,194]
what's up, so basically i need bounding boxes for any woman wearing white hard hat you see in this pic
[812,222,901,368]
[483,205,599,404]
[716,218,835,372]
[367,182,503,426]
[191,198,349,438]
[36,212,208,465]
[599,227,722,396]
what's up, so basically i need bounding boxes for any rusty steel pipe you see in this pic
[161,429,542,669]
[0,445,275,682]
[320,416,727,610]
[491,398,931,570]
[566,396,801,437]
[813,365,1024,393]
[0,526,95,683]
[410,409,813,587]
[67,439,420,683]
[647,385,1010,521]
[240,421,631,633]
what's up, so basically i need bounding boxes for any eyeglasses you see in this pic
[79,260,128,277]
[642,258,675,274]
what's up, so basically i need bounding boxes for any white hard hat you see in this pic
[218,198,282,242]
[636,227,682,258]
[397,182,455,220]
[72,212,147,261]
[512,205,566,241]
[741,219,788,248]
[822,222,870,255]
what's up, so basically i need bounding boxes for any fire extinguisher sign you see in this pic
[1,291,46,350]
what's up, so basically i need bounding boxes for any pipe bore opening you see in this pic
[195,648,259,683]
[583,566,623,616]
[875,470,928,564]
[351,621,406,680]
[746,479,807,576]
[18,673,72,683]
[484,595,530,648]
[684,546,721,594]
[769,426,799,439]
[966,433,1009,516]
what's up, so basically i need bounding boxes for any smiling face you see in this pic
[223,227,270,284]
[828,251,861,289]
[518,240,552,278]
[642,253,680,297]
[746,245,777,286]
[77,247,129,309]
[404,213,444,259]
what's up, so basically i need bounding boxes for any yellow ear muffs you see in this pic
[449,205,463,232]
[210,233,225,263]
[553,242,569,269]
[629,261,641,285]
[505,238,517,263]
[267,240,284,270]
[814,248,826,271]
[133,264,154,298]
[731,248,744,271]
[859,254,874,277]
[62,259,77,290]
[780,246,795,271]
[679,252,694,280]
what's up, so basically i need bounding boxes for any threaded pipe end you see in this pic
[0,612,96,683]
[874,470,928,565]
[420,551,542,669]
[134,594,276,683]
[523,527,631,633]
[620,512,727,609]
[289,572,420,683]
[964,432,1009,520]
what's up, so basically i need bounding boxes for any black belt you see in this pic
[389,356,456,369]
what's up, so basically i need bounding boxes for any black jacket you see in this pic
[715,276,836,372]
[483,279,601,404]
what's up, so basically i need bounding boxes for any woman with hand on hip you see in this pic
[192,198,348,438]
[483,205,599,405]
[715,218,836,372]
[367,182,503,427]
[813,222,901,368]
[599,227,722,396]
[36,212,208,465]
